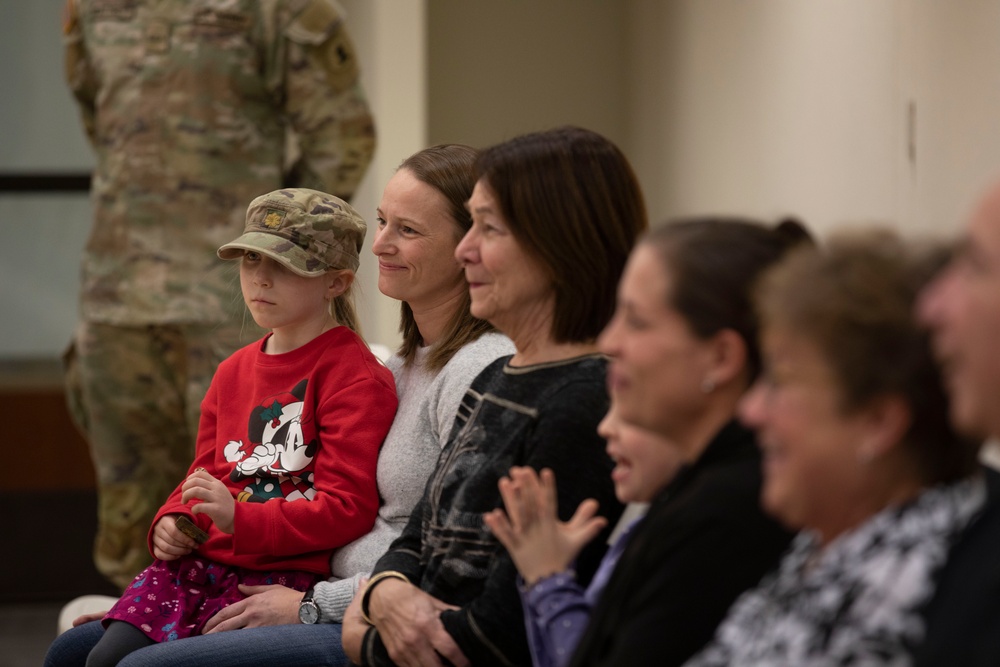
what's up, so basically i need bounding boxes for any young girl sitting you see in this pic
[86,189,398,667]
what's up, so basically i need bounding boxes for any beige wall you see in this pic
[625,0,1000,239]
[338,0,1000,348]
[626,0,902,235]
[5,1,1000,356]
[902,0,1000,235]
[426,0,629,150]
[339,0,427,349]
[422,0,1000,239]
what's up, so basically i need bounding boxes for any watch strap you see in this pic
[298,585,321,624]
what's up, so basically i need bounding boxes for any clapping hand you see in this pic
[484,466,607,586]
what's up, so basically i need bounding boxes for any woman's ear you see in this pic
[327,269,355,300]
[856,394,912,460]
[706,328,749,388]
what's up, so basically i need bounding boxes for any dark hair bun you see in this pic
[773,217,814,250]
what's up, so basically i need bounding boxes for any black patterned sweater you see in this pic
[361,354,624,667]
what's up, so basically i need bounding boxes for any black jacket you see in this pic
[568,419,793,667]
[914,465,1000,666]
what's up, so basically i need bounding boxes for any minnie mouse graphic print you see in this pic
[102,325,396,640]
[225,379,321,502]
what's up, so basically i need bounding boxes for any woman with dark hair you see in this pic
[341,126,647,667]
[43,145,514,667]
[542,218,808,667]
[686,232,984,666]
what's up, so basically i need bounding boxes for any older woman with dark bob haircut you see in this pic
[341,126,647,667]
[686,232,984,666]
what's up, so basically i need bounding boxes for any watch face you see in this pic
[299,600,320,624]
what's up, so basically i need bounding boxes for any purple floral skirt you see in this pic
[103,555,318,642]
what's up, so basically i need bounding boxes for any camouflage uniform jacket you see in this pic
[63,0,376,324]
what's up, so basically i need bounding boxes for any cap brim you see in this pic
[217,232,329,277]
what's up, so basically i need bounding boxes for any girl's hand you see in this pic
[484,466,607,586]
[151,514,198,560]
[181,469,236,534]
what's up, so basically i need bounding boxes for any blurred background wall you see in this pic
[2,0,1000,623]
[5,0,1000,357]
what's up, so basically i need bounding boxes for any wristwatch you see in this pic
[298,585,321,624]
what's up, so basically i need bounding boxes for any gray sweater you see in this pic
[311,332,515,620]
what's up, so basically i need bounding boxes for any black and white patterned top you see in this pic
[363,354,622,667]
[686,475,986,667]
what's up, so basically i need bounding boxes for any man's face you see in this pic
[919,183,1000,438]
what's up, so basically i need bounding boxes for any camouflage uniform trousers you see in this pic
[64,318,261,589]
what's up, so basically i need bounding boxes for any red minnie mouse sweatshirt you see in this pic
[149,326,397,576]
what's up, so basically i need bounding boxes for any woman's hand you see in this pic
[202,584,302,633]
[72,611,108,626]
[181,469,235,534]
[484,466,607,586]
[361,578,470,667]
[150,513,198,560]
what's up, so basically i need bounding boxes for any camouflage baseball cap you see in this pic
[218,189,367,275]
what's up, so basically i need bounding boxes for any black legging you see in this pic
[86,621,155,667]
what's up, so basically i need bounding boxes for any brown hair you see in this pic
[756,230,980,484]
[645,217,812,383]
[332,282,360,334]
[395,144,496,371]
[475,126,648,342]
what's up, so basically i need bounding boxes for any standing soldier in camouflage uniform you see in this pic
[62,0,376,590]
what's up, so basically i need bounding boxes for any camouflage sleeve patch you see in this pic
[317,25,360,92]
[279,0,375,198]
[284,0,359,92]
[284,0,340,44]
